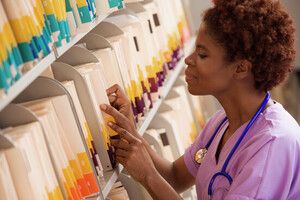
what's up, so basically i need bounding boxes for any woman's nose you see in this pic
[185,54,195,66]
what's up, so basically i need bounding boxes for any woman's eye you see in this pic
[198,54,207,59]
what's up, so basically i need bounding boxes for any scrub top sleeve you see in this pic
[225,135,300,200]
[184,110,225,177]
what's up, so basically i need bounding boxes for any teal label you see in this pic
[12,47,23,66]
[0,64,9,90]
[46,14,59,33]
[108,0,119,8]
[64,20,71,43]
[18,42,34,62]
[77,5,92,23]
[65,0,72,12]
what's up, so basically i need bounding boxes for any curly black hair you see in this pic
[203,0,296,91]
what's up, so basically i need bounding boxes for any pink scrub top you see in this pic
[184,102,300,200]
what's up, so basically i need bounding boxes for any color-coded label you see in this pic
[69,160,90,196]
[77,152,99,193]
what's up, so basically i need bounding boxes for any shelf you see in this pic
[0,14,110,112]
[0,52,56,111]
[101,37,195,199]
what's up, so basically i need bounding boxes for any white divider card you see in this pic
[164,93,193,150]
[21,101,83,200]
[144,129,174,162]
[2,147,36,200]
[172,86,198,144]
[106,15,153,111]
[62,81,104,180]
[91,47,125,90]
[150,105,185,158]
[74,62,119,166]
[107,34,146,121]
[2,122,63,200]
[21,95,100,198]
[0,151,18,200]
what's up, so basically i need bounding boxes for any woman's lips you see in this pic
[185,69,197,82]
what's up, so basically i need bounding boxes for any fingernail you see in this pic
[100,104,107,110]
[108,122,113,126]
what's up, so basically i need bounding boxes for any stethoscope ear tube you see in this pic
[207,92,271,197]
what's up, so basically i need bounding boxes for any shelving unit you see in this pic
[0,13,110,112]
[99,37,195,199]
[0,2,196,197]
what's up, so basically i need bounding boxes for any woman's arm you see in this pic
[142,139,195,193]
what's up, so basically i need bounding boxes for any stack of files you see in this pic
[106,17,153,111]
[107,34,147,121]
[144,128,174,162]
[1,121,63,200]
[2,0,53,71]
[0,151,18,200]
[127,2,169,85]
[143,0,183,69]
[107,181,130,200]
[74,62,119,166]
[62,80,104,182]
[21,95,99,199]
[0,2,23,95]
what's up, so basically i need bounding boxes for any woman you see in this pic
[100,0,300,199]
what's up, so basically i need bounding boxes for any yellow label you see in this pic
[48,186,64,200]
[77,152,93,174]
[52,0,62,21]
[25,16,40,36]
[103,114,118,137]
[69,160,82,180]
[9,18,32,43]
[42,0,56,15]
[76,0,88,7]
[3,22,17,47]
[146,65,155,78]
[100,123,110,149]
[84,122,93,151]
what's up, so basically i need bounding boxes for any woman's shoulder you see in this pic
[257,102,300,141]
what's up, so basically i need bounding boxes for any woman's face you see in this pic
[185,24,235,96]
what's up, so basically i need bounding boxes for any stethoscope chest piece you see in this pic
[195,148,208,164]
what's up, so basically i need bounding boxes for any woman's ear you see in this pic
[233,60,252,80]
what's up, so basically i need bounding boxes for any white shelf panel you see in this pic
[57,14,109,57]
[0,52,56,111]
[101,37,195,199]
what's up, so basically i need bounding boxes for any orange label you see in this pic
[84,173,99,193]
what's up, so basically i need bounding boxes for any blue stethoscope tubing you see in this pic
[207,92,271,198]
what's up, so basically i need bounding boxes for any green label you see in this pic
[46,14,59,33]
[77,5,92,23]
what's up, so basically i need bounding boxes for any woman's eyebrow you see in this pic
[196,44,208,50]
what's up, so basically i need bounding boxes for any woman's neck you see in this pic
[215,88,270,131]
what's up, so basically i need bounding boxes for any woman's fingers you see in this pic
[111,138,130,150]
[100,104,129,127]
[106,84,127,99]
[115,148,130,158]
[108,122,140,144]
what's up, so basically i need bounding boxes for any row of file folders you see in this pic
[0,0,189,95]
[0,1,195,199]
[0,76,203,200]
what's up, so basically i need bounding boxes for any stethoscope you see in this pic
[194,92,271,199]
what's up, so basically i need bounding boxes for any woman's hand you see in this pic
[108,122,158,185]
[106,84,136,128]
